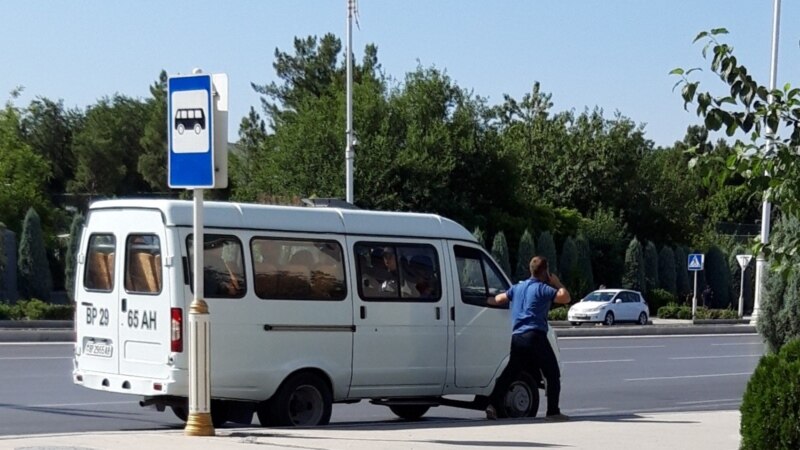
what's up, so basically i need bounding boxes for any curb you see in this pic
[0,329,75,342]
[553,323,756,337]
[0,320,74,329]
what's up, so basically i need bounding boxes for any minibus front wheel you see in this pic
[258,372,332,427]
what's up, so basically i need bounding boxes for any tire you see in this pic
[171,405,188,422]
[171,401,227,428]
[177,123,185,135]
[638,312,648,325]
[257,373,332,427]
[603,312,615,326]
[194,123,202,134]
[570,321,581,326]
[389,405,430,421]
[491,371,539,418]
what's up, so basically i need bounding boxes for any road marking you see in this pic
[0,356,72,360]
[559,333,757,340]
[711,342,764,346]
[564,359,635,364]
[626,372,752,382]
[561,345,665,350]
[20,401,132,408]
[669,354,761,360]
[676,398,742,405]
[0,342,73,346]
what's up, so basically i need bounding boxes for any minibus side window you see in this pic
[124,234,162,294]
[250,237,346,301]
[354,242,441,302]
[187,234,246,299]
[454,245,510,308]
[84,234,116,292]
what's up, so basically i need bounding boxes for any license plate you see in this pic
[84,342,113,358]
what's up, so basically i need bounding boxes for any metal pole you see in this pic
[345,0,355,204]
[692,271,698,320]
[753,0,781,323]
[185,188,214,436]
[739,266,746,319]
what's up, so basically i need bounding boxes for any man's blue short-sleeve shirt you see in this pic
[506,278,557,334]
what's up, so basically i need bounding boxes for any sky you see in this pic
[1,1,798,148]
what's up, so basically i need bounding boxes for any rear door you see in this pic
[116,211,172,379]
[76,219,120,374]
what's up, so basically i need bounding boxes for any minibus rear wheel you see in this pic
[170,399,228,428]
[258,372,332,427]
[389,405,430,421]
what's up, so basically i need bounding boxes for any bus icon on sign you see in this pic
[174,108,206,135]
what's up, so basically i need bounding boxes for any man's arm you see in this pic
[547,273,571,304]
[487,292,509,307]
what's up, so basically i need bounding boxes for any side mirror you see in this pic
[614,298,622,304]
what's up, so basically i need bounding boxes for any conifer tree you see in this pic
[622,238,645,292]
[65,214,84,302]
[559,237,578,288]
[644,241,659,295]
[17,208,52,301]
[575,234,594,298]
[658,245,677,295]
[537,231,558,276]
[472,227,486,249]
[515,229,535,282]
[491,231,511,276]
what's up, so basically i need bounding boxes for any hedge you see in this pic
[656,303,739,320]
[0,299,74,320]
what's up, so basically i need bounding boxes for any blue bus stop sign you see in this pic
[168,74,214,188]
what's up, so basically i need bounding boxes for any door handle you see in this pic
[435,307,441,320]
[450,306,455,321]
[121,298,127,312]
[360,306,366,319]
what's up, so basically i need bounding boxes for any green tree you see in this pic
[514,229,535,281]
[674,28,800,272]
[658,246,677,295]
[644,241,659,295]
[69,95,149,196]
[537,231,557,275]
[491,231,511,276]
[0,100,51,233]
[19,97,79,202]
[558,236,578,289]
[64,213,84,302]
[17,208,51,301]
[580,208,628,288]
[622,238,645,292]
[138,70,169,192]
[757,215,800,352]
[229,107,273,201]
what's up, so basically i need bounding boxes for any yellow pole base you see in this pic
[185,412,215,436]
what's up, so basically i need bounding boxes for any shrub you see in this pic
[657,302,681,319]
[740,338,800,450]
[548,306,568,321]
[17,208,52,302]
[676,307,692,320]
[0,302,24,320]
[648,289,677,315]
[0,299,74,320]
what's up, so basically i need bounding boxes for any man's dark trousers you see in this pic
[490,329,561,416]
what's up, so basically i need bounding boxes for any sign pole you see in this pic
[185,188,213,436]
[692,271,698,320]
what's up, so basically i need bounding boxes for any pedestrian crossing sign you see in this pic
[688,253,704,271]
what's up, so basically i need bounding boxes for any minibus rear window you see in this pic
[84,234,116,292]
[124,234,162,294]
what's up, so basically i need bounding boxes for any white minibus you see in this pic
[72,199,560,426]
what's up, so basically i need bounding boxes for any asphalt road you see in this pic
[0,334,763,436]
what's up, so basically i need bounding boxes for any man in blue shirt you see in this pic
[486,255,571,421]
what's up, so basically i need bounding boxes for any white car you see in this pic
[567,289,649,326]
